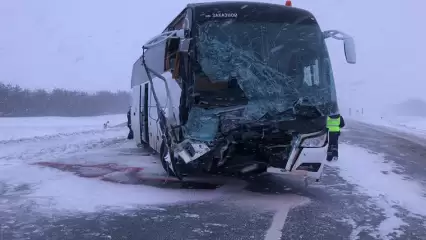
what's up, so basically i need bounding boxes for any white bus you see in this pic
[130,1,356,182]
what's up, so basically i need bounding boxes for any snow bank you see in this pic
[348,113,426,138]
[0,114,126,141]
[329,144,426,239]
[385,116,426,134]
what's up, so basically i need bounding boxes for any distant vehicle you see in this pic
[130,1,356,182]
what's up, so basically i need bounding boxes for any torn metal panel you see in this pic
[176,140,211,164]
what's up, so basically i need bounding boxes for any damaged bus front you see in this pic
[134,1,356,181]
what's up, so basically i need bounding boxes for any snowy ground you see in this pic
[0,114,125,141]
[346,112,426,139]
[1,115,426,240]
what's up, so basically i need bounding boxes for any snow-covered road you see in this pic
[1,115,426,240]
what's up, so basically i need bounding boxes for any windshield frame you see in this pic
[188,3,339,118]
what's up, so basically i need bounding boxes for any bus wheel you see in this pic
[160,141,176,177]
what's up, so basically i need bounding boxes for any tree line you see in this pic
[0,82,131,117]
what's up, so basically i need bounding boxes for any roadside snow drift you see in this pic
[0,114,125,141]
[330,143,426,239]
[348,114,426,139]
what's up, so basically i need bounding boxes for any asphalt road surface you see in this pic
[1,120,426,240]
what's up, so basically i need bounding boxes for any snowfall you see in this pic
[1,113,426,238]
[1,0,426,239]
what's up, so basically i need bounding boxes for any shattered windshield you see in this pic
[194,19,338,120]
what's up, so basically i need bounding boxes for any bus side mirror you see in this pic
[343,37,356,64]
[323,30,356,64]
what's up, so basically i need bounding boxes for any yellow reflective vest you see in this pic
[327,116,341,132]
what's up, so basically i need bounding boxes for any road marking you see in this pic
[222,188,310,240]
[264,208,290,240]
[260,194,310,240]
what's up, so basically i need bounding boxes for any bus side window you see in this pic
[173,18,185,30]
[165,38,180,73]
[164,13,185,73]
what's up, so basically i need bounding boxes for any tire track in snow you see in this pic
[0,127,128,163]
[0,129,113,145]
[0,123,126,145]
[0,126,130,213]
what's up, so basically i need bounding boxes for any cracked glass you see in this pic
[184,17,338,142]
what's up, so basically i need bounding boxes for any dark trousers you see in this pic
[327,132,340,160]
[127,125,134,140]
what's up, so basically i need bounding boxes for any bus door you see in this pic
[141,83,149,143]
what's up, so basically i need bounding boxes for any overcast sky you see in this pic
[1,0,425,114]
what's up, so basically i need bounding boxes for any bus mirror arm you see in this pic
[143,29,186,49]
[175,29,189,38]
[323,30,356,64]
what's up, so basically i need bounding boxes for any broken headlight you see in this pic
[300,133,327,148]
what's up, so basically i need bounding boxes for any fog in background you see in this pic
[0,83,131,117]
[1,0,424,117]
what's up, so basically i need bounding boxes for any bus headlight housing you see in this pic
[300,133,327,148]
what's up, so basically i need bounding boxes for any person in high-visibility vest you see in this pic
[326,114,345,161]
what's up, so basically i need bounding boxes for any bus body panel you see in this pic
[128,1,351,183]
[145,71,182,153]
[266,145,327,180]
[292,146,327,180]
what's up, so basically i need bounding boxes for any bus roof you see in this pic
[162,1,315,33]
[187,1,313,17]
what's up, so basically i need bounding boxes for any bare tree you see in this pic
[0,82,131,117]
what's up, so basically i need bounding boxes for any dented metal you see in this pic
[130,1,356,182]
